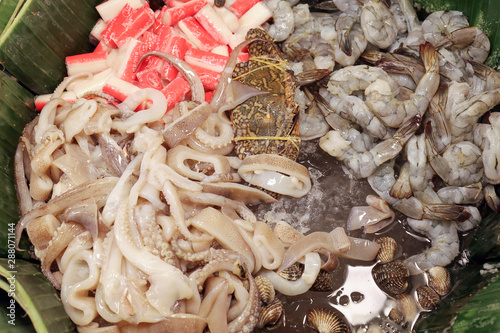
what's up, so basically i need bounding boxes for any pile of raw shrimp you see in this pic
[263,0,500,272]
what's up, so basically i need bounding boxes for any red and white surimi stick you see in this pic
[194,4,234,45]
[164,0,189,7]
[35,91,77,111]
[144,26,176,72]
[213,7,239,33]
[136,68,163,90]
[190,64,221,90]
[205,90,214,103]
[178,16,221,51]
[229,0,262,18]
[72,68,113,97]
[160,76,191,112]
[94,41,112,54]
[152,6,168,33]
[103,75,141,102]
[211,45,229,56]
[184,48,229,72]
[101,4,155,48]
[237,2,272,29]
[66,52,109,76]
[162,0,207,26]
[113,38,148,82]
[90,19,107,43]
[96,0,145,22]
[161,36,190,81]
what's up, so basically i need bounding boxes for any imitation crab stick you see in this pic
[101,4,155,48]
[72,68,113,98]
[194,4,234,45]
[229,0,262,18]
[35,91,77,111]
[162,36,190,81]
[178,16,222,51]
[160,76,192,111]
[96,0,145,22]
[184,48,229,72]
[103,75,141,102]
[66,52,109,76]
[162,0,207,26]
[190,64,221,90]
[136,68,163,90]
[113,38,148,82]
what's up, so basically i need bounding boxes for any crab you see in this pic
[230,28,302,161]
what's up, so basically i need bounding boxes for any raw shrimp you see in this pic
[425,85,451,154]
[397,0,420,32]
[360,0,398,49]
[267,0,295,42]
[478,112,500,184]
[365,43,440,128]
[484,184,500,212]
[448,88,500,142]
[298,89,330,141]
[421,11,469,46]
[332,14,368,67]
[319,114,421,178]
[436,183,484,205]
[435,26,491,64]
[390,0,408,35]
[425,138,484,187]
[403,218,460,274]
[368,163,470,222]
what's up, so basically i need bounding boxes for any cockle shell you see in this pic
[278,262,304,281]
[255,275,275,304]
[388,308,405,324]
[305,308,350,333]
[257,298,284,329]
[394,293,419,323]
[426,266,451,296]
[372,261,410,295]
[416,285,440,311]
[375,237,397,263]
[310,270,334,292]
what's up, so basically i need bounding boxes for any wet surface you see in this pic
[253,140,430,332]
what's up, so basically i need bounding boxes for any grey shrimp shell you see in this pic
[305,308,350,333]
[426,266,451,296]
[257,298,284,329]
[372,261,410,295]
[256,275,275,304]
[375,236,398,263]
[416,285,441,311]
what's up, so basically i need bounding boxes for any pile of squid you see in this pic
[264,0,500,274]
[13,31,384,332]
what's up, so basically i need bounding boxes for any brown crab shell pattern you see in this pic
[231,28,300,161]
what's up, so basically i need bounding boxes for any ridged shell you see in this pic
[388,308,404,324]
[257,298,284,328]
[395,293,418,323]
[306,308,350,333]
[426,266,451,296]
[372,261,410,295]
[278,263,304,281]
[375,237,398,263]
[416,285,440,311]
[255,275,275,304]
[310,270,334,292]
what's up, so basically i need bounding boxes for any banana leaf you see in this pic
[0,258,74,332]
[0,0,102,95]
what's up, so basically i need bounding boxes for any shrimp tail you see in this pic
[423,204,472,222]
[419,42,438,71]
[393,113,422,142]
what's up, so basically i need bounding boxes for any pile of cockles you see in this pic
[13,0,500,332]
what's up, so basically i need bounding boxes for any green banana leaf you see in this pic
[0,0,103,95]
[0,258,74,332]
[0,0,499,332]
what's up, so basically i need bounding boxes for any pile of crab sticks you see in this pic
[35,0,273,111]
